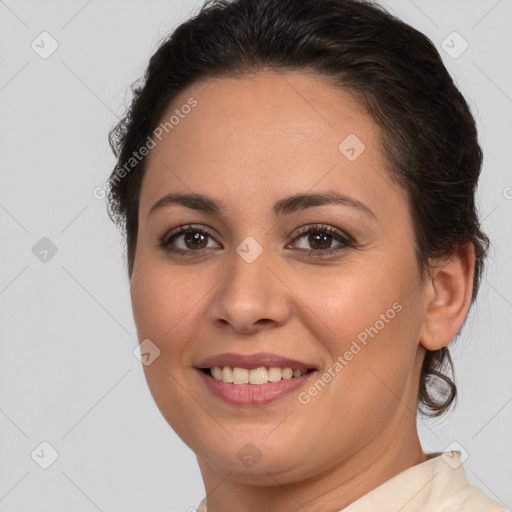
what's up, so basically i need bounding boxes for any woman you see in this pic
[106,0,506,510]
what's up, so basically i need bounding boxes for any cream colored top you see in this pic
[196,451,508,511]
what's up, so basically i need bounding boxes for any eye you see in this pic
[287,224,356,257]
[159,224,221,255]
[159,223,356,257]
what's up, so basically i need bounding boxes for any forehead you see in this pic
[139,70,398,219]
[156,69,368,147]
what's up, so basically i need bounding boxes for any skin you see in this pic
[130,69,475,512]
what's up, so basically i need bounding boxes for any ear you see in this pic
[419,242,476,351]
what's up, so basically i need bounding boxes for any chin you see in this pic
[199,446,303,483]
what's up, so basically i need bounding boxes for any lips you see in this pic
[196,352,317,371]
[195,352,318,405]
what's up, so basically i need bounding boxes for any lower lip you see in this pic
[197,370,316,405]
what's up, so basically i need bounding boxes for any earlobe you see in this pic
[419,243,476,351]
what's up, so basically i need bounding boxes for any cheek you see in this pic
[288,262,421,406]
[130,258,207,438]
[285,263,407,354]
[131,257,205,343]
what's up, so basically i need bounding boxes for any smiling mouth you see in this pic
[200,366,315,385]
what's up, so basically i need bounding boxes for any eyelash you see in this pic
[159,223,357,258]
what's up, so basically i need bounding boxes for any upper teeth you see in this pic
[210,366,308,385]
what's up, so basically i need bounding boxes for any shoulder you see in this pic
[340,451,508,512]
[432,485,508,511]
[423,452,508,512]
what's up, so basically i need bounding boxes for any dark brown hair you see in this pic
[106,0,489,418]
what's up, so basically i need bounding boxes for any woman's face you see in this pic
[130,70,428,484]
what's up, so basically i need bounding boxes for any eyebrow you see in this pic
[147,191,377,220]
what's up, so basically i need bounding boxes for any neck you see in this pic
[197,410,426,512]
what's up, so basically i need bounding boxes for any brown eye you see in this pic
[161,225,221,255]
[182,231,208,250]
[307,231,332,250]
[289,224,355,257]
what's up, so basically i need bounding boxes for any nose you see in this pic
[207,244,291,335]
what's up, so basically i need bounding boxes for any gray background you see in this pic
[0,0,511,510]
